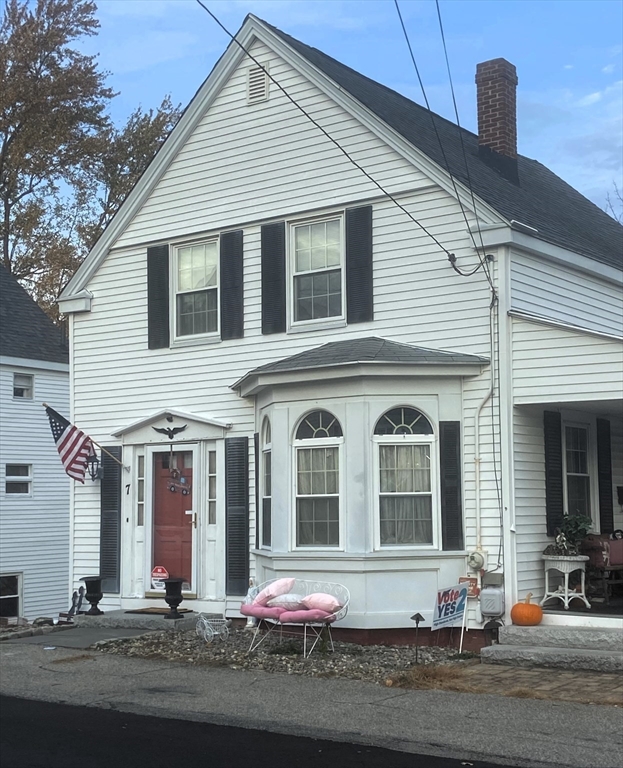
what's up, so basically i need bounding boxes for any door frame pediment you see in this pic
[112,408,231,445]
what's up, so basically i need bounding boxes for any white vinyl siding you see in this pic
[512,317,623,404]
[0,364,70,619]
[510,251,623,337]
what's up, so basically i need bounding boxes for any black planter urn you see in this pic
[163,577,185,619]
[80,576,104,615]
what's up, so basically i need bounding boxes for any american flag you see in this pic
[46,407,94,483]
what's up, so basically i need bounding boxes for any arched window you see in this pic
[374,407,435,547]
[374,407,433,436]
[294,410,342,547]
[261,418,272,548]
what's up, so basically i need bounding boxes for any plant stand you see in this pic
[540,555,590,610]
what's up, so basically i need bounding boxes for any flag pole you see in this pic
[42,403,125,468]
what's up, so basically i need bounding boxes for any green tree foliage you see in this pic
[0,0,181,319]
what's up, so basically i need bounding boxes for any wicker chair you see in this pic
[241,578,350,658]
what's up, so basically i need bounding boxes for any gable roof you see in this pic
[237,337,487,382]
[267,22,622,270]
[60,15,622,302]
[0,264,68,365]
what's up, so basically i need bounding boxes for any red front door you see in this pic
[153,451,193,589]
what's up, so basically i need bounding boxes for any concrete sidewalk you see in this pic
[1,637,622,768]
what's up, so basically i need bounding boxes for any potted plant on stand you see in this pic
[541,514,593,610]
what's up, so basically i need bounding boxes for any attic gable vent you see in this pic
[247,65,269,104]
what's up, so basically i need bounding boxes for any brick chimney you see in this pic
[475,58,518,159]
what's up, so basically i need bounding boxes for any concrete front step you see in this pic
[74,609,199,631]
[481,644,623,673]
[498,625,623,652]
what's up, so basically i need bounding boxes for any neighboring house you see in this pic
[58,16,622,632]
[0,265,70,621]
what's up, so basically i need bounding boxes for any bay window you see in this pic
[374,408,435,546]
[294,410,342,547]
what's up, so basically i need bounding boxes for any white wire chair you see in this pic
[244,578,350,658]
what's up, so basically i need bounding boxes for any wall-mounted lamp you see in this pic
[87,452,102,482]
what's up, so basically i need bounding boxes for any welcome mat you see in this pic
[124,607,193,615]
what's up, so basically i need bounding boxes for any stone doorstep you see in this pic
[73,610,199,632]
[481,644,623,673]
[498,625,623,652]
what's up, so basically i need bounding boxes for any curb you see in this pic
[0,624,75,642]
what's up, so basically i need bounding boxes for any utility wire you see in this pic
[434,0,502,552]
[393,0,492,287]
[195,0,455,259]
[434,0,493,288]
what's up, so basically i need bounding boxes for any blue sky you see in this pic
[85,0,622,210]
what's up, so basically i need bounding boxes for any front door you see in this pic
[152,449,195,591]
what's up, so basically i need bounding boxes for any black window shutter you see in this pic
[439,421,463,550]
[596,418,614,534]
[225,436,249,595]
[261,222,286,334]
[345,205,373,324]
[147,245,170,349]
[100,446,122,593]
[544,411,564,537]
[254,432,260,550]
[220,230,244,340]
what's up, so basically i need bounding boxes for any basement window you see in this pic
[0,575,21,620]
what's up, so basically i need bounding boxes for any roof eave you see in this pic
[233,358,488,397]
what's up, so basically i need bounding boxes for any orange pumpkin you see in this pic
[510,593,543,626]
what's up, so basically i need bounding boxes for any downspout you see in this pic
[474,289,498,552]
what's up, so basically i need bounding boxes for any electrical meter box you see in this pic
[480,585,505,617]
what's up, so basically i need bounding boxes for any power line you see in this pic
[434,0,493,288]
[195,0,455,259]
[393,0,492,287]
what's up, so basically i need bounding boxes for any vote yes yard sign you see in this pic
[431,583,469,630]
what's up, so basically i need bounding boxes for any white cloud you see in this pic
[576,91,603,107]
[602,64,615,74]
[564,64,574,70]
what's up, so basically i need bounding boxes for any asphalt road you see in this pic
[0,695,503,768]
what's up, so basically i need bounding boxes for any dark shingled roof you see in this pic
[267,22,623,270]
[0,264,68,365]
[246,337,487,377]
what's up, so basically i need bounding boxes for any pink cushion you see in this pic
[253,577,296,606]
[301,593,342,613]
[267,593,306,610]
[608,539,623,566]
[279,609,334,623]
[240,604,285,620]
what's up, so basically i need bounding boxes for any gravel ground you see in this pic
[98,625,475,684]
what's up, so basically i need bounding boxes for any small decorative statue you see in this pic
[243,577,259,630]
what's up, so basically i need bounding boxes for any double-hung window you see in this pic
[174,240,219,338]
[564,424,591,518]
[374,408,435,547]
[261,419,272,548]
[291,217,344,324]
[13,373,33,399]
[294,410,342,547]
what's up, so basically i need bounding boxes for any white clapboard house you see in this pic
[0,265,70,621]
[58,16,622,632]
